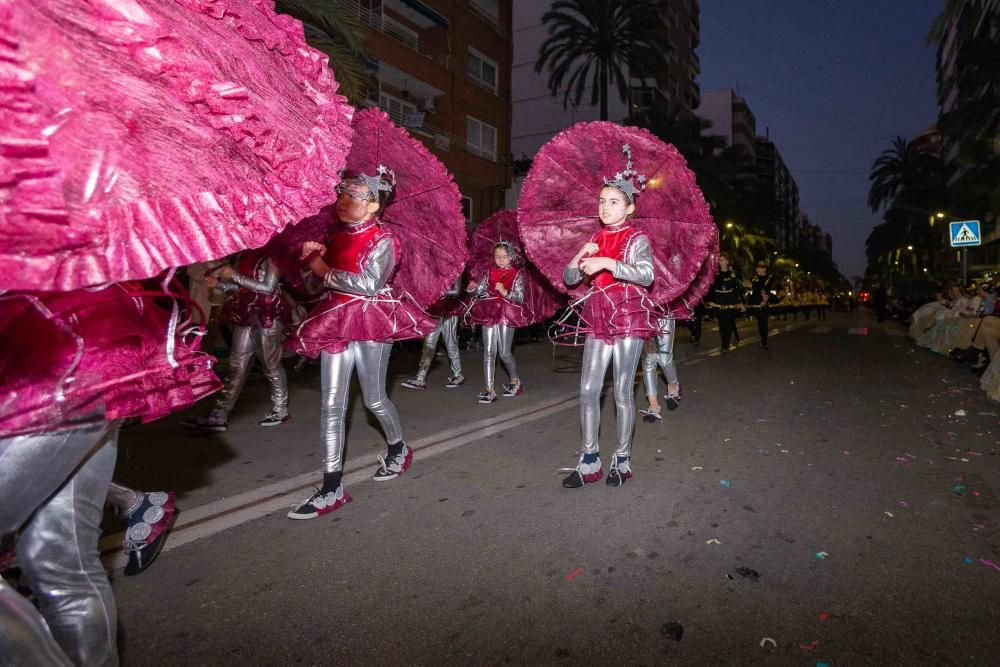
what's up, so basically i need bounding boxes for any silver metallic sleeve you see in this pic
[612,234,654,286]
[468,274,489,298]
[323,237,395,296]
[229,260,280,295]
[563,262,583,286]
[216,282,238,295]
[507,271,525,304]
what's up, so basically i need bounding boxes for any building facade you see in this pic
[934,0,999,275]
[698,88,756,160]
[351,0,513,226]
[510,0,701,160]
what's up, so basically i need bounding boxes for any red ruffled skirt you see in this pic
[287,289,436,357]
[550,284,662,345]
[0,288,221,438]
[465,296,533,328]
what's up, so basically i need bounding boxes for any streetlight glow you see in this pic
[725,222,734,229]
[907,245,913,250]
[936,212,945,219]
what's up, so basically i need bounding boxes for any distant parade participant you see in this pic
[401,279,466,390]
[705,252,745,350]
[465,240,527,403]
[183,251,292,431]
[640,318,681,422]
[748,260,777,349]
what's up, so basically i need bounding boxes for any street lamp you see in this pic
[907,245,913,251]
[725,221,734,229]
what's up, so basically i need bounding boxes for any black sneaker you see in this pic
[287,487,351,520]
[560,455,602,488]
[445,375,465,388]
[640,408,662,423]
[181,410,227,432]
[502,382,523,397]
[478,390,497,404]
[123,491,176,576]
[259,411,290,427]
[606,457,632,487]
[664,387,681,411]
[373,444,412,481]
[400,378,427,390]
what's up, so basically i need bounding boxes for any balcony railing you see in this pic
[347,0,451,67]
[366,100,499,163]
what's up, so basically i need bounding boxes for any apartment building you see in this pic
[510,0,701,160]
[352,0,513,226]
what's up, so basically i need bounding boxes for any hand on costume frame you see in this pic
[301,241,326,260]
[579,256,616,276]
[495,283,508,297]
[205,276,219,288]
[219,265,235,280]
[466,281,478,292]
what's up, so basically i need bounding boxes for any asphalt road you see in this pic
[107,312,1000,665]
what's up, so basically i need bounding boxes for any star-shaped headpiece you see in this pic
[602,144,647,202]
[355,164,397,198]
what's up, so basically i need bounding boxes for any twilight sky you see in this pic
[697,0,943,279]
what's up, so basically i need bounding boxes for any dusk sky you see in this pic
[697,0,944,280]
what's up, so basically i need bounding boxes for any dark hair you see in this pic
[342,169,395,212]
[719,252,730,261]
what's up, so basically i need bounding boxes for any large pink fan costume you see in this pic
[283,108,467,522]
[517,122,714,489]
[0,1,352,664]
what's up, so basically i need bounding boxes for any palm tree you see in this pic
[275,0,369,105]
[535,0,668,121]
[719,221,775,277]
[867,137,943,213]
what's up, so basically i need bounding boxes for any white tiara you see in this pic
[354,164,396,197]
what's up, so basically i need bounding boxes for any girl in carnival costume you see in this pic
[400,277,466,390]
[286,167,436,519]
[465,240,527,403]
[183,251,292,431]
[560,146,656,487]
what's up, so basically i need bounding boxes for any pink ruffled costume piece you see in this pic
[466,268,534,328]
[467,209,564,327]
[518,122,716,309]
[0,0,353,292]
[0,283,222,438]
[287,221,436,358]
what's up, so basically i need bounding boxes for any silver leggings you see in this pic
[482,324,518,389]
[215,323,289,418]
[320,341,402,473]
[0,420,120,667]
[579,336,644,458]
[643,319,679,395]
[416,316,461,382]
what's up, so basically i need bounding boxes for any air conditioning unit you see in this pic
[418,95,436,113]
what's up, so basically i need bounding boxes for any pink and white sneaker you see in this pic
[400,378,427,390]
[502,382,523,397]
[287,486,352,519]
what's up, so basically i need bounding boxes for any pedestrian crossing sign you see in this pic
[950,220,981,247]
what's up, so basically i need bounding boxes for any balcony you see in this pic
[347,0,451,68]
[365,100,500,164]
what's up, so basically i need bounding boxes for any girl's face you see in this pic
[336,183,378,223]
[719,256,730,271]
[494,246,511,269]
[599,186,635,226]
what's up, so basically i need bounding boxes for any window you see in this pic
[470,0,499,21]
[379,92,416,125]
[461,196,473,225]
[466,116,497,161]
[467,48,498,91]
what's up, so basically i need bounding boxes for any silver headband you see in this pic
[352,164,396,199]
[602,144,647,202]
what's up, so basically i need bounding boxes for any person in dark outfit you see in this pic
[748,260,777,349]
[706,252,745,350]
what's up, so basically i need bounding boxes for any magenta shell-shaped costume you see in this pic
[518,122,715,340]
[0,283,222,438]
[286,108,467,356]
[465,209,564,328]
[0,0,354,434]
[664,230,719,320]
[0,0,354,293]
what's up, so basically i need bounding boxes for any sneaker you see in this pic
[640,408,662,423]
[287,486,352,520]
[606,456,633,487]
[560,454,603,488]
[180,410,227,432]
[123,491,176,576]
[445,375,465,388]
[502,382,523,397]
[400,378,427,390]
[259,411,290,427]
[478,390,497,404]
[664,386,681,411]
[373,444,413,481]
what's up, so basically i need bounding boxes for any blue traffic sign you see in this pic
[950,220,981,247]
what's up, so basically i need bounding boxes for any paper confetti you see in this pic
[759,638,777,648]
[566,567,584,582]
[815,551,829,560]
[706,538,721,545]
